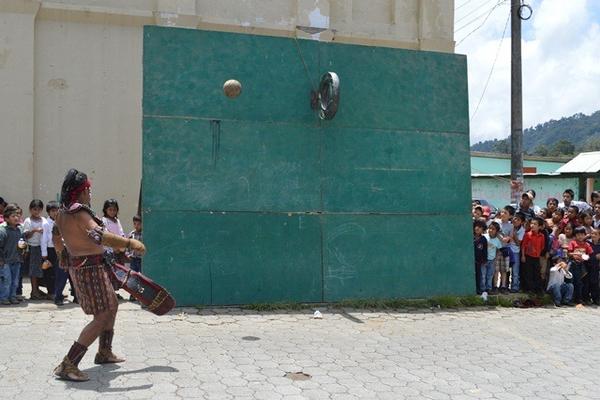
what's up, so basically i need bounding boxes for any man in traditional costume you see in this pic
[52,169,146,382]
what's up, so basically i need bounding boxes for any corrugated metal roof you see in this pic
[556,152,600,173]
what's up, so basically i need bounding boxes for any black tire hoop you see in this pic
[518,4,532,20]
[318,72,340,120]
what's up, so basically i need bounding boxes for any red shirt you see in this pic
[567,240,593,256]
[521,231,546,257]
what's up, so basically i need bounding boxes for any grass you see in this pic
[192,291,556,312]
[229,292,551,312]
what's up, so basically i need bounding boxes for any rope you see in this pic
[293,36,317,92]
[469,8,511,122]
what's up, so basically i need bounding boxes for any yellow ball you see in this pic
[223,79,242,98]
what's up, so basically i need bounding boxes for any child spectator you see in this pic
[40,201,58,300]
[567,226,593,305]
[521,217,546,294]
[472,205,483,220]
[23,199,48,300]
[557,223,575,258]
[494,206,513,293]
[547,208,564,231]
[590,191,600,210]
[127,215,144,302]
[584,228,600,305]
[473,219,487,294]
[42,201,63,305]
[539,219,553,291]
[593,202,600,229]
[102,199,126,261]
[564,205,581,228]
[482,221,503,294]
[546,258,574,307]
[546,197,559,218]
[0,205,23,305]
[580,211,594,237]
[0,197,7,224]
[509,212,526,292]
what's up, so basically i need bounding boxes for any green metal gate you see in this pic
[142,26,473,306]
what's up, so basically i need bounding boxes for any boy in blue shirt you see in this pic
[0,205,24,305]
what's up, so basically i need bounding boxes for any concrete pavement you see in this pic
[1,296,600,399]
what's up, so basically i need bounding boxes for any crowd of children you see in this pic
[0,196,143,306]
[473,188,600,307]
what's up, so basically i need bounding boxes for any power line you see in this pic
[455,0,496,25]
[469,9,511,123]
[456,0,508,44]
[455,0,508,33]
[456,0,474,11]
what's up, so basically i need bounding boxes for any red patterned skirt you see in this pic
[69,254,118,315]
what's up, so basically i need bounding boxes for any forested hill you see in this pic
[470,110,600,156]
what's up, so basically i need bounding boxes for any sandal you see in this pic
[30,292,44,300]
[94,349,125,364]
[53,357,89,382]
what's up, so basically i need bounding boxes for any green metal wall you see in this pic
[142,26,473,305]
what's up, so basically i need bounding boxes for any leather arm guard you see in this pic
[88,228,146,255]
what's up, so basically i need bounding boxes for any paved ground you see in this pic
[2,294,600,400]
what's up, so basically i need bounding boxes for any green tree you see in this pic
[550,139,575,156]
[581,136,600,152]
[533,144,549,156]
[493,139,510,154]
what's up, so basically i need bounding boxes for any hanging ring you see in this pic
[518,4,533,20]
[317,72,340,120]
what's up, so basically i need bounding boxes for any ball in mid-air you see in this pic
[223,79,242,98]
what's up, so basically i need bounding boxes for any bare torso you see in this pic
[56,210,104,256]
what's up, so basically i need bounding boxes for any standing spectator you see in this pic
[102,199,126,259]
[592,202,600,229]
[494,207,513,293]
[580,211,594,237]
[23,199,48,300]
[584,228,600,305]
[0,205,23,305]
[42,201,63,305]
[473,219,487,294]
[546,197,559,219]
[557,223,575,259]
[564,205,581,228]
[510,212,526,292]
[559,189,591,213]
[127,215,144,302]
[482,222,503,295]
[590,191,600,209]
[521,217,546,294]
[472,205,484,220]
[516,192,535,220]
[525,189,541,215]
[0,197,7,224]
[567,226,593,305]
[546,208,564,231]
[546,259,574,307]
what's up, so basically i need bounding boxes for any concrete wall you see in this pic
[0,0,455,230]
[471,155,567,175]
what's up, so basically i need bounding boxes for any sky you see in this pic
[455,0,600,145]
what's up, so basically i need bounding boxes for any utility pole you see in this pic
[510,0,523,204]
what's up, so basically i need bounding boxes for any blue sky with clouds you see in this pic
[455,0,600,144]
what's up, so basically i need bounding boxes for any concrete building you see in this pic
[470,152,578,211]
[0,0,455,230]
